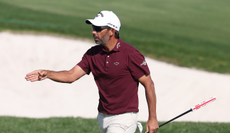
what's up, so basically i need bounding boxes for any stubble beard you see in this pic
[94,32,110,46]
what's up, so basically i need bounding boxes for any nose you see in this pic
[92,30,97,35]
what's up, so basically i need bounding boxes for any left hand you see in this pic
[145,118,159,133]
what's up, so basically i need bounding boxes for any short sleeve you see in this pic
[77,51,91,75]
[128,49,150,80]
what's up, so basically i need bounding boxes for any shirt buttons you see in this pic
[106,55,109,65]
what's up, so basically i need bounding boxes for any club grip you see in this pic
[192,96,216,111]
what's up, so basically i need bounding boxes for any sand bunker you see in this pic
[0,32,229,122]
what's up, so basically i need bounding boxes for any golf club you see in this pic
[146,96,217,133]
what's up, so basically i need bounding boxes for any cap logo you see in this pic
[96,12,104,17]
[107,23,117,29]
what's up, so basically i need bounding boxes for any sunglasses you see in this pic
[92,25,110,32]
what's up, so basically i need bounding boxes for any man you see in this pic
[25,10,159,133]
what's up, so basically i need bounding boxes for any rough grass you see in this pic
[0,0,230,73]
[0,116,229,133]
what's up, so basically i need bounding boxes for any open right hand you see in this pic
[25,70,48,82]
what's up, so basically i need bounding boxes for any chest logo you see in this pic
[140,61,147,66]
[114,62,119,65]
[116,42,120,49]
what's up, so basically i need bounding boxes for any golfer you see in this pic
[25,10,159,133]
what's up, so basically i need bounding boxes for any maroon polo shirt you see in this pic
[77,38,150,114]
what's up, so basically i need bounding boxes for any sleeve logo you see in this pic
[140,61,147,66]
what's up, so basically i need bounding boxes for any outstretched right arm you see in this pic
[25,65,86,83]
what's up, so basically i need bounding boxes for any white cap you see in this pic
[85,10,121,31]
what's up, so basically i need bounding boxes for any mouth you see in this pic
[93,35,99,41]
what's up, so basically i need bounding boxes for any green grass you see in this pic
[0,0,230,73]
[0,116,229,133]
[0,117,99,133]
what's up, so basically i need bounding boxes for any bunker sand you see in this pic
[0,32,229,122]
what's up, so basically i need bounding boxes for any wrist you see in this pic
[45,70,50,78]
[148,115,157,121]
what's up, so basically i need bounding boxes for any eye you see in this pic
[92,26,107,32]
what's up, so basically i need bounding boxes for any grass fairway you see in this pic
[0,117,229,133]
[0,0,230,73]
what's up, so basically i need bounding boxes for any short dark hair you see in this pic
[107,27,119,39]
[115,30,119,39]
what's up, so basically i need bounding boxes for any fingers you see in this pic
[25,70,38,82]
[25,70,47,82]
[145,119,159,133]
[145,126,149,133]
[146,127,158,133]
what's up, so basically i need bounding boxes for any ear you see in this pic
[109,28,116,37]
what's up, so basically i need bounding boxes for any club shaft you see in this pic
[147,109,192,133]
[159,108,192,127]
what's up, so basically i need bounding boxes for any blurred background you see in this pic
[0,0,230,73]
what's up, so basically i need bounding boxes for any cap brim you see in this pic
[85,19,92,24]
[85,19,107,26]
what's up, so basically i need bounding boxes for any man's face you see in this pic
[92,25,110,45]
